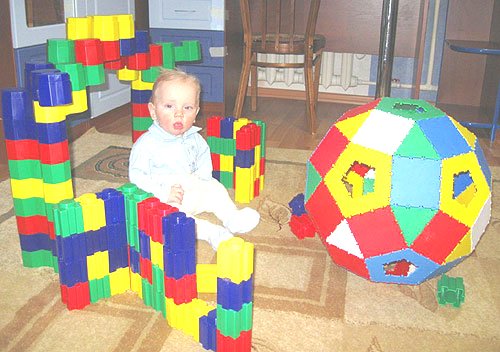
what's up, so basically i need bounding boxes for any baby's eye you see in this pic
[184,106,193,110]
[166,104,174,109]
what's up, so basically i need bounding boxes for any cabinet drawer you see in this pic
[149,0,224,30]
[178,65,223,103]
[150,28,224,68]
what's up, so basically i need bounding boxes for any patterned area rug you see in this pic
[1,128,500,351]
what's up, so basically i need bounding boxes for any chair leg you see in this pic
[304,54,315,134]
[251,58,258,111]
[313,50,323,109]
[234,48,252,118]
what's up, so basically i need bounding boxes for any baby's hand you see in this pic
[168,184,184,204]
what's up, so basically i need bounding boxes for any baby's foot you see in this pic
[223,208,260,234]
[208,227,234,251]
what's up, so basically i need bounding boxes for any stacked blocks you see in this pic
[207,116,267,203]
[288,193,316,239]
[305,97,491,284]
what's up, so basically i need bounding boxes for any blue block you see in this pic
[139,230,151,260]
[390,156,441,209]
[58,258,88,287]
[37,71,72,107]
[162,212,196,251]
[97,188,126,225]
[365,248,440,284]
[135,30,150,53]
[199,309,217,351]
[19,233,52,252]
[418,116,472,159]
[163,248,196,279]
[1,88,34,120]
[474,139,492,189]
[289,193,306,216]
[109,246,129,272]
[56,232,87,262]
[235,149,254,168]
[129,246,141,274]
[107,222,127,250]
[36,120,67,144]
[96,227,108,253]
[25,61,55,93]
[85,230,104,256]
[217,275,253,311]
[3,118,38,141]
[220,117,235,139]
[212,170,220,181]
[120,38,136,57]
[131,89,152,104]
[30,69,60,101]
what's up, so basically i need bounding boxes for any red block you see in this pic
[411,210,470,264]
[150,203,178,243]
[38,140,70,165]
[253,178,260,197]
[75,39,104,66]
[236,126,252,151]
[133,130,147,142]
[60,282,91,310]
[207,116,222,137]
[127,52,150,70]
[164,273,197,305]
[347,206,407,259]
[5,139,40,160]
[289,213,316,239]
[140,257,153,284]
[260,157,265,175]
[321,235,370,279]
[101,40,120,62]
[48,220,55,240]
[149,44,163,66]
[138,197,161,233]
[336,98,381,122]
[104,57,125,70]
[211,153,220,171]
[217,330,252,352]
[16,215,49,235]
[304,181,343,240]
[308,125,350,177]
[132,103,150,117]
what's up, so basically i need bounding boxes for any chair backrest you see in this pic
[240,0,321,53]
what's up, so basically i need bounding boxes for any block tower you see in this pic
[207,116,267,203]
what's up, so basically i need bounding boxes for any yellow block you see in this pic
[110,267,130,295]
[43,179,74,204]
[196,264,217,293]
[165,298,214,341]
[91,15,119,41]
[10,178,44,199]
[233,118,250,138]
[235,167,252,203]
[117,67,140,81]
[254,145,261,175]
[75,193,106,231]
[87,251,110,281]
[217,237,254,284]
[220,154,234,173]
[66,89,88,115]
[335,111,371,139]
[130,271,143,298]
[323,143,391,218]
[131,79,154,91]
[444,230,472,264]
[115,14,135,39]
[66,16,93,40]
[150,238,164,270]
[259,174,264,191]
[33,101,67,123]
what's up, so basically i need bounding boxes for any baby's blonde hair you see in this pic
[150,68,201,105]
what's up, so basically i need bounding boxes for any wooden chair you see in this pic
[234,0,325,134]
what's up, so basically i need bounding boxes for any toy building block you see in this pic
[197,264,217,293]
[289,193,306,216]
[289,213,316,239]
[66,16,93,40]
[47,39,76,65]
[437,274,465,308]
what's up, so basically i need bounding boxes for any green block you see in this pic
[8,159,42,180]
[152,289,166,317]
[391,206,438,246]
[141,66,162,83]
[375,97,445,121]
[53,199,85,238]
[305,161,322,203]
[128,224,140,251]
[216,302,253,339]
[207,136,219,154]
[222,138,236,156]
[45,202,59,223]
[142,278,153,307]
[13,197,47,217]
[132,116,153,132]
[21,250,58,272]
[84,64,105,86]
[395,124,440,160]
[437,274,465,308]
[47,39,75,64]
[156,42,175,69]
[41,160,72,184]
[254,120,266,157]
[220,171,234,189]
[118,183,138,196]
[176,41,201,62]
[89,276,111,303]
[152,264,165,295]
[55,62,86,91]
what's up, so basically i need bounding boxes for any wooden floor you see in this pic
[1,97,499,181]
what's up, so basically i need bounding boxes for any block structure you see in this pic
[304,97,492,284]
[207,116,267,203]
[53,183,254,351]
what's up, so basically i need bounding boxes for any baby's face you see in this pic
[148,79,200,136]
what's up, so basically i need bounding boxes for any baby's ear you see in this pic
[148,102,156,119]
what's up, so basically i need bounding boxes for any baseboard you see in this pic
[248,87,374,105]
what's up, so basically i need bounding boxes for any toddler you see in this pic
[129,69,260,250]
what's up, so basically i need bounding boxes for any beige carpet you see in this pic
[1,128,500,351]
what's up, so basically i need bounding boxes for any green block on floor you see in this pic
[89,276,111,303]
[141,66,162,83]
[41,161,72,184]
[8,159,42,180]
[21,250,58,272]
[84,64,105,86]
[53,199,85,238]
[132,116,153,132]
[13,197,47,217]
[47,39,75,64]
[156,42,175,69]
[220,171,234,189]
[142,278,153,307]
[55,62,86,91]
[216,302,253,339]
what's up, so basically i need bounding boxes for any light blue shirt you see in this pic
[128,120,213,200]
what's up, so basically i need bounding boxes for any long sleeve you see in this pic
[194,134,213,181]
